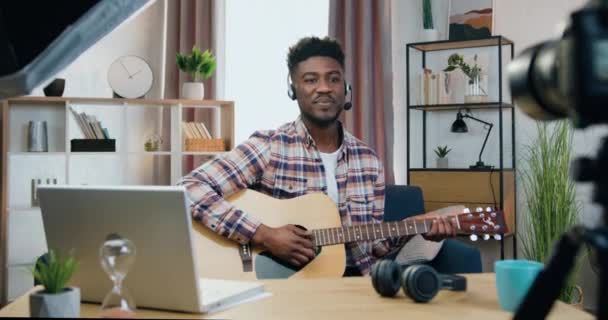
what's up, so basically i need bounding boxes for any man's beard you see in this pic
[300,107,342,128]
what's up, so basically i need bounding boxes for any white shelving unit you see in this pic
[0,97,235,303]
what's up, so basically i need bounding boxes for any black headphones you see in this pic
[287,74,353,110]
[371,259,467,303]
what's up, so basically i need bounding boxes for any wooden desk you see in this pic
[0,274,592,319]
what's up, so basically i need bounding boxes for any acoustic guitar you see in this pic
[192,189,507,280]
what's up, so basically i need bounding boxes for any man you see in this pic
[178,36,456,276]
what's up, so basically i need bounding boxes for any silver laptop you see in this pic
[37,185,264,313]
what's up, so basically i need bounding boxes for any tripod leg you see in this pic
[514,228,583,319]
[589,227,608,319]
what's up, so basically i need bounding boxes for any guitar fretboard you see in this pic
[310,216,460,247]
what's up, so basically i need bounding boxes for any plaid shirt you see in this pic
[179,117,394,275]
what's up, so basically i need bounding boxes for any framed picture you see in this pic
[448,0,495,41]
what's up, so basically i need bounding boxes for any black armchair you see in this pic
[383,185,482,274]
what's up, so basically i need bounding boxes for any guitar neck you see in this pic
[310,216,460,247]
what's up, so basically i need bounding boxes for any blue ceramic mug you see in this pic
[495,259,544,312]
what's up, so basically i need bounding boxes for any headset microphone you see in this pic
[344,83,353,110]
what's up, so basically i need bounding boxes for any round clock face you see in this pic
[107,55,154,99]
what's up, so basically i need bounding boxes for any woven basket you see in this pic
[184,138,225,152]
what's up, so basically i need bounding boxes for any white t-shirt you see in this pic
[319,149,340,204]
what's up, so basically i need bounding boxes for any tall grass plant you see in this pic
[519,121,582,303]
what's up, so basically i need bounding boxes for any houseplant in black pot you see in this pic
[29,250,79,318]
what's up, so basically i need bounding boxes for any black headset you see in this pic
[371,259,467,303]
[287,74,353,110]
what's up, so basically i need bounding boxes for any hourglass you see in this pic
[99,234,137,318]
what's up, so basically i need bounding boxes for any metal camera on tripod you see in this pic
[507,1,608,318]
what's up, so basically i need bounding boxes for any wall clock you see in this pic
[107,55,153,98]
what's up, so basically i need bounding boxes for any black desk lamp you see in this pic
[451,111,493,170]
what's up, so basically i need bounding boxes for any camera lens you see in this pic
[508,40,570,121]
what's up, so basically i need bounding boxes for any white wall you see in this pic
[224,0,329,144]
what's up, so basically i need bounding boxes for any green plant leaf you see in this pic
[443,65,457,72]
[519,121,581,303]
[30,249,78,294]
[175,46,216,81]
[434,145,450,158]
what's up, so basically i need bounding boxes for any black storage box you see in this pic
[70,139,116,152]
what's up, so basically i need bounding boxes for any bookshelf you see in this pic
[406,36,516,260]
[0,97,235,304]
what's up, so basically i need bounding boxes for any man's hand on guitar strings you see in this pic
[420,214,457,242]
[252,224,316,267]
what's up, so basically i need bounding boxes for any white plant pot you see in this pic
[436,157,449,168]
[420,29,440,42]
[181,82,205,100]
[30,287,80,318]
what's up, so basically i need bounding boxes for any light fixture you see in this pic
[451,110,493,170]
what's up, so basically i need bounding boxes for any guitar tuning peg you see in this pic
[483,234,490,241]
[463,208,471,214]
[476,207,483,212]
[494,225,501,230]
[469,234,478,242]
[494,234,502,241]
[486,207,493,212]
[491,212,497,218]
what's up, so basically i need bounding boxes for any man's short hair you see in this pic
[287,36,345,75]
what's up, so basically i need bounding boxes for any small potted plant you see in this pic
[29,250,79,318]
[144,133,162,152]
[443,53,487,103]
[176,46,217,100]
[421,0,440,41]
[434,145,451,168]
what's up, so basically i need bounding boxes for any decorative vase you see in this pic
[436,157,448,168]
[464,74,488,103]
[420,29,440,42]
[43,78,65,97]
[29,287,80,318]
[181,82,205,100]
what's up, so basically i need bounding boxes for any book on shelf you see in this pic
[69,107,110,139]
[191,122,205,138]
[419,68,454,105]
[196,122,213,139]
[182,121,213,139]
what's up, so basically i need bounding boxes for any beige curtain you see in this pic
[164,0,216,171]
[329,0,395,184]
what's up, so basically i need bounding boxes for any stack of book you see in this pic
[419,68,453,105]
[69,107,110,139]
[181,121,224,152]
[181,121,213,139]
